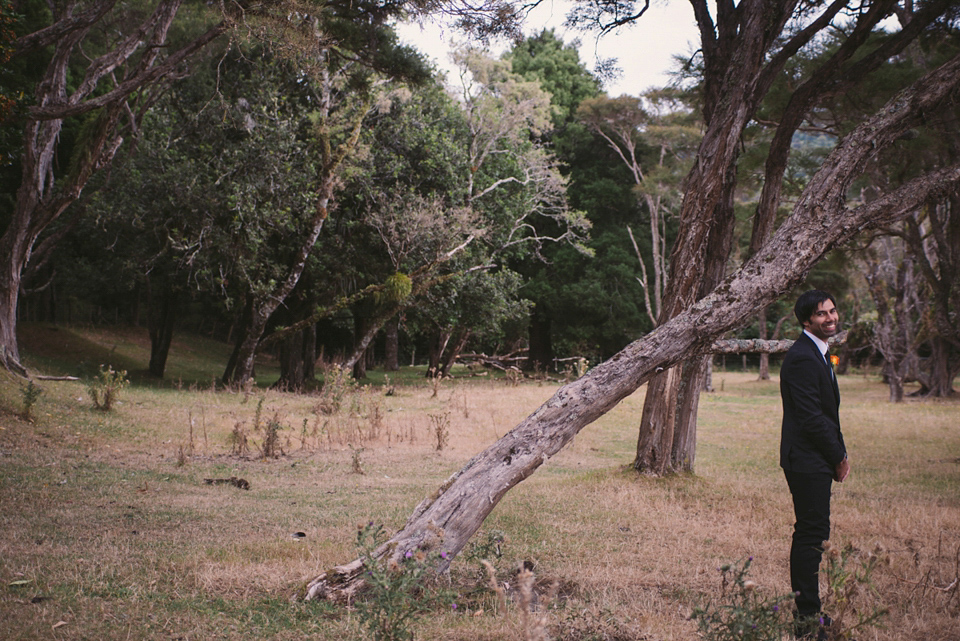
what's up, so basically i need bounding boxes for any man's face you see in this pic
[803,299,839,341]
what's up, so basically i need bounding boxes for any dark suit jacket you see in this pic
[780,332,846,475]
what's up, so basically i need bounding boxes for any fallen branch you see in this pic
[710,330,848,355]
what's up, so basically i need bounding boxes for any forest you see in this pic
[2,0,956,404]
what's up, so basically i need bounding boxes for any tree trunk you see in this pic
[223,295,254,385]
[0,259,26,376]
[352,314,368,380]
[635,157,738,475]
[527,306,554,373]
[304,56,960,599]
[426,329,451,378]
[303,323,317,381]
[384,316,400,372]
[438,328,471,378]
[757,309,770,380]
[926,337,957,398]
[277,330,306,391]
[147,284,178,378]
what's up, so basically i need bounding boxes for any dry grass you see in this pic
[0,365,958,641]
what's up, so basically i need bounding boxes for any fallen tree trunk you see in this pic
[304,52,960,603]
[710,330,848,355]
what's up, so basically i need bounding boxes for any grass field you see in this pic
[1,325,958,640]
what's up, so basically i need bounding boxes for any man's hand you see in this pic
[835,456,850,483]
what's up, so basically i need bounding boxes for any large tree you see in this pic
[608,0,960,475]
[303,8,960,600]
[0,0,228,375]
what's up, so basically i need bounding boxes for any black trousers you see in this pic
[784,469,833,618]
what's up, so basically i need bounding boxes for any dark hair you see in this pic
[794,289,836,326]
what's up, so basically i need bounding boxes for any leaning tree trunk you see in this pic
[227,228,326,385]
[438,328,471,378]
[426,329,451,378]
[304,57,960,600]
[225,70,372,387]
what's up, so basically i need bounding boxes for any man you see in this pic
[780,290,850,639]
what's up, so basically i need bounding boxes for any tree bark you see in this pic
[147,283,178,378]
[438,328,471,378]
[303,323,317,381]
[757,310,770,380]
[305,54,960,599]
[527,306,553,372]
[426,329,451,378]
[351,314,369,380]
[278,331,306,391]
[384,316,399,372]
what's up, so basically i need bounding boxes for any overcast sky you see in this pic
[394,0,701,97]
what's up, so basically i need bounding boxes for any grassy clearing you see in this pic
[1,327,958,640]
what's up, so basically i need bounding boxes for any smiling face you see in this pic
[802,300,839,341]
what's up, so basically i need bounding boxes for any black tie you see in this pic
[825,349,834,379]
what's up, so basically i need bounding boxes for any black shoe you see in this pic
[794,614,830,640]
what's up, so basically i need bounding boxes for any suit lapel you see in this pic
[800,334,840,406]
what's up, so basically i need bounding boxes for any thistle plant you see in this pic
[821,541,888,640]
[690,558,794,641]
[354,522,456,641]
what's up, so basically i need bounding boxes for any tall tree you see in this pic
[596,0,959,475]
[507,30,657,368]
[0,0,227,375]
[578,91,699,325]
[330,47,588,377]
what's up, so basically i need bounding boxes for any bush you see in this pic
[19,380,42,421]
[88,365,129,411]
[690,558,794,641]
[354,522,456,641]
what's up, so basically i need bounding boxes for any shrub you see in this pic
[354,522,456,641]
[19,380,42,421]
[821,541,888,640]
[88,365,129,411]
[690,558,793,641]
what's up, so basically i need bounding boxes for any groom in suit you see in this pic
[780,290,850,638]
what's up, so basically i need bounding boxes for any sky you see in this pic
[395,0,701,97]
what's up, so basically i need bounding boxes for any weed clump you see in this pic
[258,414,284,459]
[88,365,129,411]
[354,522,455,641]
[821,541,889,640]
[429,412,450,451]
[19,380,42,421]
[692,550,888,641]
[690,558,793,640]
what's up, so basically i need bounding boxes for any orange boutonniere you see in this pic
[830,355,840,367]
